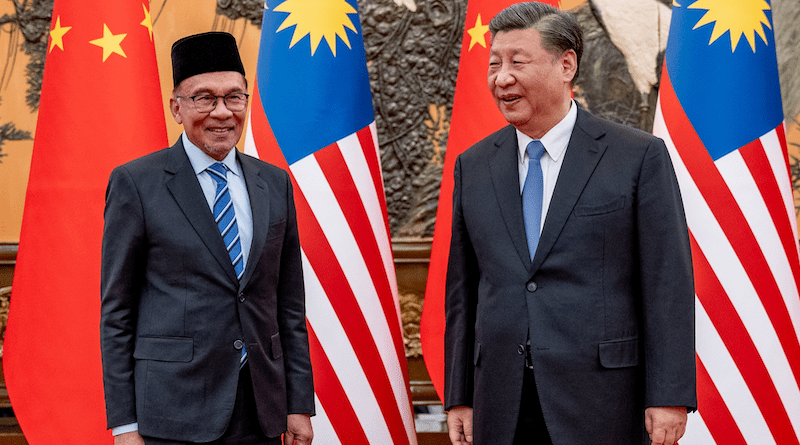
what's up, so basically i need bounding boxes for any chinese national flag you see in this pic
[3,1,168,443]
[420,0,562,403]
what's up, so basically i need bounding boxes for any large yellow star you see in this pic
[49,16,71,53]
[467,14,490,51]
[141,3,154,41]
[90,24,127,62]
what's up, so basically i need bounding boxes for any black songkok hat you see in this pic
[171,32,245,87]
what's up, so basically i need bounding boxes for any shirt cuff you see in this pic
[112,423,138,436]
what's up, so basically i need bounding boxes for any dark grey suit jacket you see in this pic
[444,108,696,445]
[100,138,314,441]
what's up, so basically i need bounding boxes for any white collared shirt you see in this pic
[516,100,578,235]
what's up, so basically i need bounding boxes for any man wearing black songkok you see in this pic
[100,32,315,445]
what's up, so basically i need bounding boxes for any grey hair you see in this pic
[489,2,583,85]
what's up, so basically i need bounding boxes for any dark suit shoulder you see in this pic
[238,151,289,178]
[458,125,517,163]
[112,147,172,175]
[237,151,292,193]
[575,108,662,147]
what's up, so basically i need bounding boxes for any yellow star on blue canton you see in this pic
[689,0,771,52]
[274,0,357,56]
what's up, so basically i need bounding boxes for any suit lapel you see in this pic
[164,139,240,284]
[488,126,531,268]
[531,108,608,272]
[238,153,270,291]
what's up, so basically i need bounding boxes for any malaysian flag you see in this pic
[653,1,800,443]
[243,1,417,443]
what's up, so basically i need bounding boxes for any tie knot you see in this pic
[207,162,229,184]
[527,140,546,161]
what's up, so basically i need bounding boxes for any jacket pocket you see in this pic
[574,196,625,217]
[271,332,283,359]
[133,336,193,362]
[598,338,639,368]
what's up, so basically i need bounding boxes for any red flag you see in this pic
[420,0,561,404]
[654,1,800,443]
[3,1,168,443]
[244,1,416,443]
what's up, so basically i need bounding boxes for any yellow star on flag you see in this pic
[49,16,71,53]
[90,24,127,62]
[467,14,490,51]
[141,4,154,41]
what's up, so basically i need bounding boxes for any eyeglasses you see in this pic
[177,93,249,113]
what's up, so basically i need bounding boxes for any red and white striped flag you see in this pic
[653,1,800,442]
[243,1,416,443]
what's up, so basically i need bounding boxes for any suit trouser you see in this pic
[512,366,553,445]
[143,364,279,445]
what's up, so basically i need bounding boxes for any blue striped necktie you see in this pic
[207,162,245,280]
[523,141,546,260]
[207,162,247,368]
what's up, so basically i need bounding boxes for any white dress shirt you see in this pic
[516,100,578,235]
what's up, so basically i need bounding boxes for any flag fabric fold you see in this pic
[419,0,561,405]
[244,1,416,443]
[3,1,168,443]
[653,1,800,443]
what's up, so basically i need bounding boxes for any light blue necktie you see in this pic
[207,162,247,368]
[523,141,546,260]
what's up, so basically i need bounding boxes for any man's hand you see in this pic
[447,405,473,445]
[284,413,313,445]
[114,431,145,445]
[645,406,687,445]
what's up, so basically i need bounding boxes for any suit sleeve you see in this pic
[636,137,697,411]
[100,166,146,428]
[276,170,316,415]
[444,156,479,410]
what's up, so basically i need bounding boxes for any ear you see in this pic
[169,96,183,124]
[561,49,578,84]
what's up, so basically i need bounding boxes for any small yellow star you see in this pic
[467,14,490,51]
[90,24,127,62]
[49,16,72,53]
[141,3,154,41]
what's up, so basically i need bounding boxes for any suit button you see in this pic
[517,344,525,355]
[238,293,245,303]
[234,340,244,350]
[526,281,538,292]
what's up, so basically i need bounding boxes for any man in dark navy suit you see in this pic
[101,32,314,445]
[444,3,696,445]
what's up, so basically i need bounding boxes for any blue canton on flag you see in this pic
[665,1,783,160]
[259,0,375,164]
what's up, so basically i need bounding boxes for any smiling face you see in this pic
[488,27,576,139]
[170,71,247,161]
